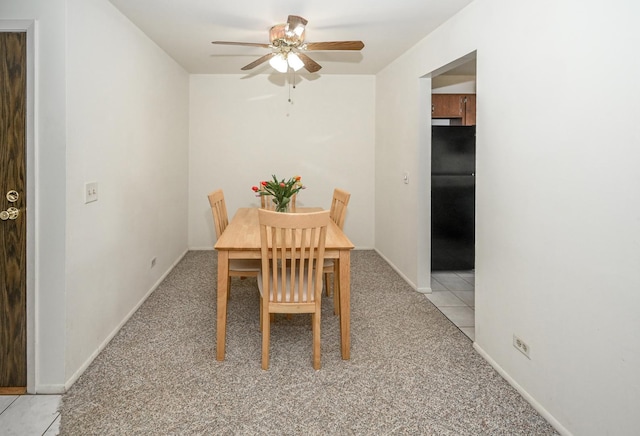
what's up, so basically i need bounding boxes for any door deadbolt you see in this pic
[6,190,19,202]
[0,207,19,221]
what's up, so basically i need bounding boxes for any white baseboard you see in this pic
[63,249,188,392]
[473,343,572,436]
[34,385,65,394]
[373,248,418,291]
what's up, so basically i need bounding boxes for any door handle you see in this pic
[0,207,19,221]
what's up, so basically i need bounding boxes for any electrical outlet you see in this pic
[84,182,98,203]
[151,257,157,268]
[513,335,530,359]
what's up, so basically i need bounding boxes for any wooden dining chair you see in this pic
[208,190,260,289]
[257,209,330,370]
[324,189,351,314]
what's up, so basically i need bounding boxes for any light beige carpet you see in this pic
[59,250,557,435]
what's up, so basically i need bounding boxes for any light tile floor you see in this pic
[0,394,61,435]
[427,271,475,341]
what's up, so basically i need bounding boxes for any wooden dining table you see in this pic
[214,207,355,361]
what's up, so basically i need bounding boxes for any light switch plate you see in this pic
[85,182,98,203]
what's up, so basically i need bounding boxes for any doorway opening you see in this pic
[422,53,477,340]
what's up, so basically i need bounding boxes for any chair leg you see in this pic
[324,272,331,296]
[312,311,321,370]
[262,307,270,370]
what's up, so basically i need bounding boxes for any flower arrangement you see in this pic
[252,175,305,212]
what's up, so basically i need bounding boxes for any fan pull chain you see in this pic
[286,70,297,117]
[288,70,296,104]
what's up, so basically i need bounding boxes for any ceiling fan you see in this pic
[212,15,364,73]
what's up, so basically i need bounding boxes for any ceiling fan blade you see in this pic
[212,41,271,48]
[296,52,322,73]
[304,41,365,51]
[241,53,275,71]
[287,15,308,32]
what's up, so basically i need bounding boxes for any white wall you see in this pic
[0,0,68,392]
[375,0,640,434]
[65,0,189,384]
[432,75,476,93]
[188,74,375,250]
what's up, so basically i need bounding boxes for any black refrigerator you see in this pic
[431,125,476,271]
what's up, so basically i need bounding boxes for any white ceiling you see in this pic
[107,0,475,75]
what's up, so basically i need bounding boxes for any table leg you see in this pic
[338,250,351,360]
[216,251,229,361]
[333,260,340,316]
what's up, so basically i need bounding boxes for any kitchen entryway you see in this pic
[426,54,477,341]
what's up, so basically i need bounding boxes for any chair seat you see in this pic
[229,259,261,272]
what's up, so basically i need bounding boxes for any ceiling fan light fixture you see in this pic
[287,53,304,71]
[214,15,364,74]
[269,53,289,73]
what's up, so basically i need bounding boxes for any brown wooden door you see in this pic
[0,32,27,394]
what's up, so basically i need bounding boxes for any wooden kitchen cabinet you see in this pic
[431,93,476,126]
[432,94,463,118]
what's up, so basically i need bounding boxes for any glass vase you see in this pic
[274,198,292,213]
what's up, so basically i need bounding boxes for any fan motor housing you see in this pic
[270,24,304,47]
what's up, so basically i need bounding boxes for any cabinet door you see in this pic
[432,94,463,118]
[462,94,476,126]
